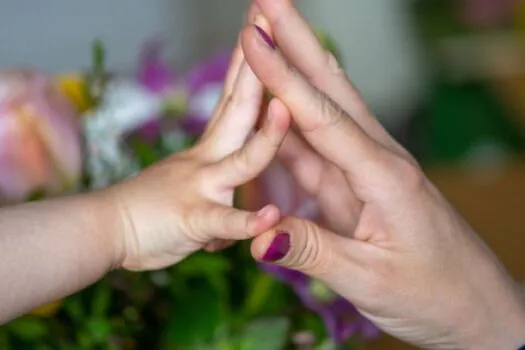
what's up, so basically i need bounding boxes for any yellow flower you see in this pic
[30,300,63,317]
[55,73,93,114]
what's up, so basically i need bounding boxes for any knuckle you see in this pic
[391,156,427,193]
[285,219,330,276]
[308,51,346,87]
[224,209,251,238]
[316,95,346,131]
[258,125,280,149]
[180,203,203,237]
[273,68,295,98]
[230,87,258,110]
[301,92,345,134]
[231,149,252,176]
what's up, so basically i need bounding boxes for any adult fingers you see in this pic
[250,216,370,298]
[207,98,291,188]
[242,24,391,191]
[277,129,324,195]
[254,0,405,155]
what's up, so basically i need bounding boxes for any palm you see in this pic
[315,162,362,236]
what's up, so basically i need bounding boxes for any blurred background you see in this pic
[1,0,525,349]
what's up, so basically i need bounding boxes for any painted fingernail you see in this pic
[262,231,290,262]
[254,25,276,49]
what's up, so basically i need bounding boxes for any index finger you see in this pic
[202,2,261,138]
[241,24,385,182]
[254,0,404,156]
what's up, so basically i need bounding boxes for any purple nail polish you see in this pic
[262,232,290,262]
[254,24,276,49]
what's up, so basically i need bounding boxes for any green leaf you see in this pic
[63,296,85,323]
[25,189,46,202]
[86,318,112,343]
[316,339,338,350]
[177,253,231,276]
[162,284,226,348]
[242,273,276,317]
[238,317,290,350]
[177,253,232,296]
[92,39,106,74]
[128,138,161,167]
[7,317,48,341]
[315,29,343,68]
[0,328,9,350]
[91,281,111,317]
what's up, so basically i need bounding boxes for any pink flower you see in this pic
[0,69,82,205]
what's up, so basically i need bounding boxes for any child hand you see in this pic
[109,18,289,271]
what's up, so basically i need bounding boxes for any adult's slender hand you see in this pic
[242,1,525,348]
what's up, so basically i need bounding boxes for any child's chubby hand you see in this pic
[104,17,289,271]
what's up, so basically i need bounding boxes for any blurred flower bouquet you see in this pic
[407,0,525,166]
[0,34,377,350]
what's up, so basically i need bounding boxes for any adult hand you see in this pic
[242,1,525,348]
[110,15,290,271]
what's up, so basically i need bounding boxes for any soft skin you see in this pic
[242,1,525,349]
[0,12,290,325]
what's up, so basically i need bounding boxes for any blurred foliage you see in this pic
[408,0,525,165]
[0,135,349,350]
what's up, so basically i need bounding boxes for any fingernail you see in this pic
[262,231,290,262]
[254,25,276,49]
[257,206,271,217]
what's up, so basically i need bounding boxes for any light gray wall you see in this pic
[0,0,426,127]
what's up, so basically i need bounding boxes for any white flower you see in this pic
[82,79,163,188]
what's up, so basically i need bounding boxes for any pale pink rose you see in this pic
[0,69,82,205]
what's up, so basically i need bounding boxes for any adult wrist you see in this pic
[460,287,525,350]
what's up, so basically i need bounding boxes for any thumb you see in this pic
[250,217,362,281]
[197,204,281,241]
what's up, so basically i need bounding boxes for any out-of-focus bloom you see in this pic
[181,51,230,135]
[30,300,63,317]
[261,263,379,343]
[55,73,94,114]
[136,41,229,138]
[460,0,518,28]
[82,79,164,188]
[136,40,182,141]
[0,69,82,205]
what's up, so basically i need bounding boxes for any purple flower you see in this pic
[135,40,231,139]
[261,263,379,343]
[181,51,230,135]
[137,39,177,94]
[136,40,178,141]
[460,0,518,28]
